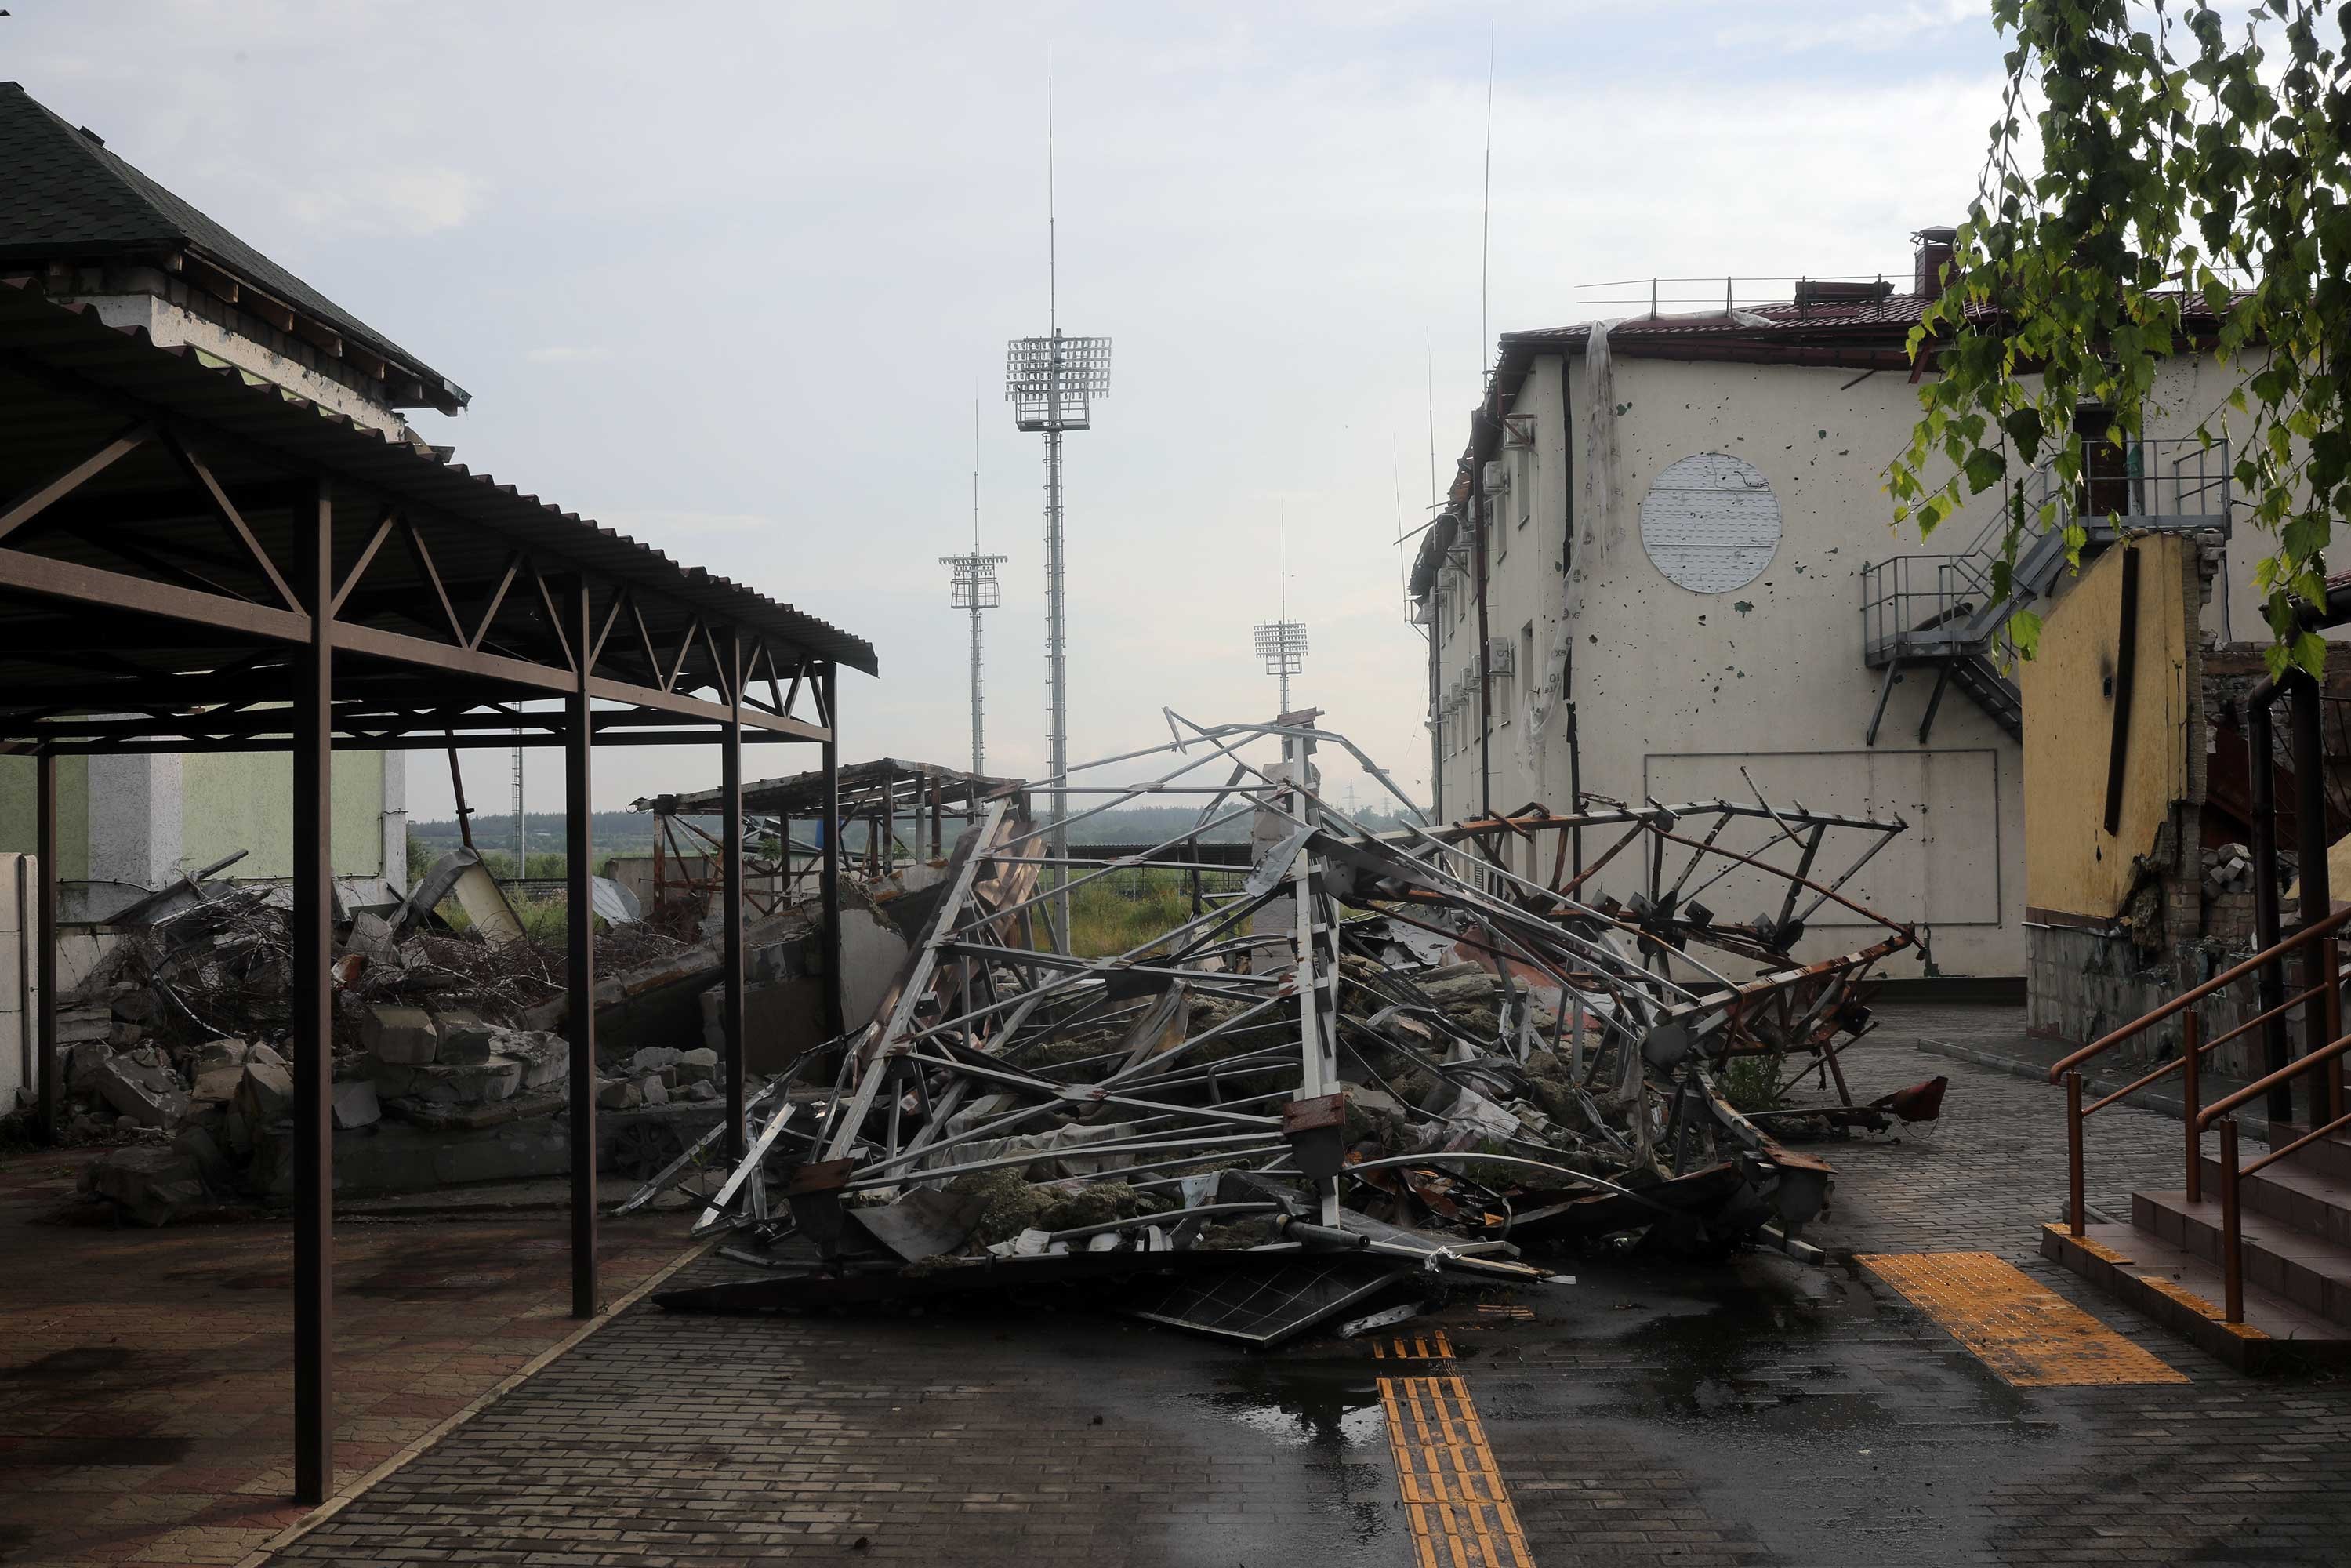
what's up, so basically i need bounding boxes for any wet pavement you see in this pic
[61,1007,2351,1566]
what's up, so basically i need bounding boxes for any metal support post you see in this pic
[2183,1008,2202,1204]
[722,633,746,1161]
[2249,681,2291,1123]
[2066,1069,2085,1237]
[564,577,598,1319]
[33,750,54,1144]
[2294,672,2333,1121]
[291,479,335,1506]
[2219,1116,2244,1323]
[819,664,845,1039]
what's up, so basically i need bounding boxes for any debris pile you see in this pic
[651,713,1932,1345]
[56,848,698,1224]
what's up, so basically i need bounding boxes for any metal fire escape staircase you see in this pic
[1859,439,2233,746]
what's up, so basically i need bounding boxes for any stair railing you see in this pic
[2197,1026,2351,1322]
[2046,905,2351,1320]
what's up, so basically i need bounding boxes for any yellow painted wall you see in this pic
[2020,535,2193,918]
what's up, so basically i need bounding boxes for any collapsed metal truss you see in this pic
[652,713,1923,1319]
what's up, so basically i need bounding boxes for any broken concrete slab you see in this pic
[434,1010,499,1063]
[235,1061,294,1125]
[493,1031,567,1091]
[63,1039,113,1093]
[629,1047,680,1075]
[89,1145,206,1227]
[675,1047,719,1086]
[93,1051,190,1129]
[598,1077,642,1110]
[190,1063,244,1105]
[401,1058,523,1105]
[332,1079,382,1130]
[194,1038,251,1073]
[362,1005,439,1065]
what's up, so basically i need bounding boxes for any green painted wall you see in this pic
[183,750,386,877]
[0,750,382,880]
[0,754,89,879]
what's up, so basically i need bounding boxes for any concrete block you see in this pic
[235,1061,294,1124]
[172,1126,233,1190]
[93,1051,190,1128]
[89,1145,205,1227]
[598,1077,641,1110]
[194,1038,250,1073]
[332,1079,381,1130]
[629,1046,680,1074]
[676,1047,719,1086]
[637,1074,669,1106]
[63,1039,113,1092]
[191,1064,243,1104]
[683,1080,718,1102]
[246,1041,288,1072]
[401,1058,523,1105]
[361,1005,439,1065]
[434,1010,499,1063]
[495,1030,568,1091]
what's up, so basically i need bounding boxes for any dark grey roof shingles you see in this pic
[0,81,455,396]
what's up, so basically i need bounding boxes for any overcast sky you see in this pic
[2,2,2010,822]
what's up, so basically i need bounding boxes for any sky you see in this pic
[0,1,2014,822]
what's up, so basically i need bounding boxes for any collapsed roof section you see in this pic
[645,714,1935,1336]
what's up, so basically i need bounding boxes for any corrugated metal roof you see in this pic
[0,275,878,677]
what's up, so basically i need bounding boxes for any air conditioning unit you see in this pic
[1482,459,1507,492]
[1485,637,1515,675]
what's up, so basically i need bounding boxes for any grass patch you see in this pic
[1058,866,1247,959]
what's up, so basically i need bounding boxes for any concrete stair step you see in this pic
[2133,1189,2351,1327]
[2041,1221,2351,1373]
[2193,1151,2351,1246]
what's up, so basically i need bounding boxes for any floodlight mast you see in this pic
[940,401,1006,776]
[1005,77,1110,947]
[1251,512,1307,713]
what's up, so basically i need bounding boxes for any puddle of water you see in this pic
[1176,1359,1400,1557]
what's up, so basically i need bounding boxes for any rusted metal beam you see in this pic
[290,478,335,1507]
[564,575,598,1319]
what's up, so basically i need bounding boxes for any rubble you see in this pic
[46,848,709,1221]
[651,713,1933,1345]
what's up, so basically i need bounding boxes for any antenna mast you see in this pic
[941,401,1005,777]
[1006,74,1110,947]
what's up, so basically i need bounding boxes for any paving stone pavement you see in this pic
[267,1006,2351,1567]
[0,1144,692,1568]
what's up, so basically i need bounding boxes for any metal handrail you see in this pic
[2199,1025,2351,1130]
[2048,903,2351,1083]
[2058,909,2351,1324]
[2078,969,2347,1119]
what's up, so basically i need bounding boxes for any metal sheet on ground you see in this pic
[1126,1258,1413,1348]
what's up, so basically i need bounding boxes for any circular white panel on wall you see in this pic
[1638,452,1781,593]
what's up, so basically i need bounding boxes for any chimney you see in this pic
[1914,227,1957,297]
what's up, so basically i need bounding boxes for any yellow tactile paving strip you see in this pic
[1377,1374,1536,1568]
[1373,1330,1455,1359]
[1860,1250,2189,1386]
